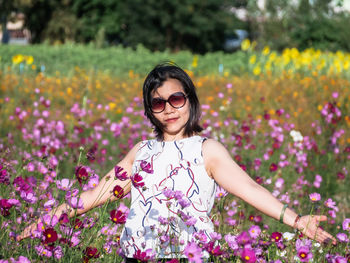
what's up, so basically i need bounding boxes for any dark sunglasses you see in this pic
[150,92,187,113]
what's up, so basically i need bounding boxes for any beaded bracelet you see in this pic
[279,204,288,223]
[293,214,302,229]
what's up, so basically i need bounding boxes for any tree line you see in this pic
[1,0,349,53]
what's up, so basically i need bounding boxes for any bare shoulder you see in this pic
[202,138,230,159]
[119,141,143,167]
[202,138,232,175]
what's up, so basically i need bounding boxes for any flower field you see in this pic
[0,45,350,262]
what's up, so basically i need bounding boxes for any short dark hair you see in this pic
[143,63,203,140]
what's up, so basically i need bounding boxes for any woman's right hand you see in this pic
[17,222,38,241]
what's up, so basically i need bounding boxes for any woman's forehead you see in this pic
[151,78,184,97]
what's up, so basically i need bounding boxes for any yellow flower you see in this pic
[12,54,24,65]
[253,65,261,76]
[241,39,250,51]
[262,46,270,56]
[249,55,256,65]
[25,56,34,65]
[109,102,116,110]
[192,55,198,68]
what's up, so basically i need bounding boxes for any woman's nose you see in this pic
[163,101,175,114]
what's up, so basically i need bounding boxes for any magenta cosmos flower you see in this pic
[271,232,283,243]
[110,209,127,224]
[241,248,256,263]
[297,246,313,262]
[131,173,145,188]
[184,242,202,263]
[248,225,261,239]
[75,166,89,185]
[43,227,58,243]
[342,218,350,231]
[114,165,129,180]
[309,192,321,202]
[113,185,124,199]
[83,246,100,262]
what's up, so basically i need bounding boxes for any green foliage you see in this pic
[245,0,350,52]
[0,43,247,76]
[117,0,241,53]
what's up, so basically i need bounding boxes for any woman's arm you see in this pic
[203,139,336,245]
[17,141,141,241]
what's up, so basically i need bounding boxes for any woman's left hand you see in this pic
[296,215,337,245]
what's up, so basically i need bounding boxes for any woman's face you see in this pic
[151,78,190,141]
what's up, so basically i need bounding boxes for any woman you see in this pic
[19,63,336,261]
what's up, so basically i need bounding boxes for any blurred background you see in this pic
[1,0,350,53]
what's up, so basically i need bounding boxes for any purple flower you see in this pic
[241,248,256,263]
[163,188,175,199]
[184,242,202,263]
[75,166,89,185]
[20,191,38,204]
[215,186,227,199]
[297,246,312,262]
[271,232,283,243]
[56,179,73,191]
[324,198,337,209]
[248,225,261,239]
[209,232,222,241]
[131,173,144,188]
[87,175,99,189]
[140,160,153,174]
[158,216,169,225]
[67,197,84,209]
[237,231,251,245]
[133,248,155,261]
[224,234,238,250]
[114,165,129,181]
[336,233,349,243]
[342,218,350,231]
[178,198,191,209]
[309,192,321,202]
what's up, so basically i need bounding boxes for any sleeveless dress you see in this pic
[120,136,217,258]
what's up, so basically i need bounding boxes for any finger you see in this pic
[315,215,327,222]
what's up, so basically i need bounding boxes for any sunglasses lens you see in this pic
[151,98,165,113]
[151,92,186,113]
[169,93,186,108]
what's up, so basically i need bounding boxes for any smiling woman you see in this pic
[18,62,338,262]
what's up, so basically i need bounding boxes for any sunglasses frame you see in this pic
[150,92,187,113]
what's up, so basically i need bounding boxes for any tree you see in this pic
[118,0,244,53]
[71,0,123,45]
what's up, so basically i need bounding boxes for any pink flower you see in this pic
[56,178,73,191]
[241,248,256,263]
[224,234,238,250]
[184,242,202,263]
[67,197,84,209]
[140,161,153,174]
[342,218,350,231]
[133,248,155,261]
[297,246,313,262]
[114,165,129,181]
[215,186,227,199]
[131,173,144,188]
[324,198,337,209]
[336,233,349,243]
[309,192,321,202]
[271,232,283,243]
[87,176,99,189]
[110,209,126,224]
[248,225,261,239]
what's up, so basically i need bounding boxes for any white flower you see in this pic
[290,130,303,142]
[283,232,295,241]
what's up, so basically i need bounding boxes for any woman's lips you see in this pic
[165,117,179,123]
